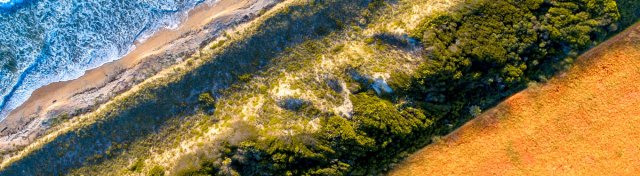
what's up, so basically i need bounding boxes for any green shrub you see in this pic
[198,92,216,112]
[148,165,165,176]
[128,159,144,172]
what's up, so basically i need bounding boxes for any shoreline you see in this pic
[0,0,277,154]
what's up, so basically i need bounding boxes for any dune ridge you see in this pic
[0,0,279,157]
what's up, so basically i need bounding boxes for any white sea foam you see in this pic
[0,0,214,121]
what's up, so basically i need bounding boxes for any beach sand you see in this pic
[0,0,278,154]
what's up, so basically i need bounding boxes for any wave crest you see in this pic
[0,0,27,10]
[0,0,209,120]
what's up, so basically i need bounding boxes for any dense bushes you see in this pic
[406,0,619,122]
[210,93,433,175]
[617,0,640,27]
[336,93,433,174]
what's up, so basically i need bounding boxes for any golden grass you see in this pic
[390,23,640,175]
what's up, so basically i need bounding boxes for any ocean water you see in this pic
[0,0,210,120]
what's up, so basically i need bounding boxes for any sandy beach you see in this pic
[0,0,278,154]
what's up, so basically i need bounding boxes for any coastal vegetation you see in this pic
[406,0,620,131]
[0,0,638,175]
[618,0,640,27]
[391,17,640,175]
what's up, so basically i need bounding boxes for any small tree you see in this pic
[199,92,216,112]
[469,105,482,117]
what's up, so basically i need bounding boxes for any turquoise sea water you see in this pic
[0,0,209,120]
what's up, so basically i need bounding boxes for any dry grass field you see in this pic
[390,23,640,175]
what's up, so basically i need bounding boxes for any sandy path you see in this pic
[0,0,275,153]
[390,23,640,175]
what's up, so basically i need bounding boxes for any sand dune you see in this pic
[0,0,278,155]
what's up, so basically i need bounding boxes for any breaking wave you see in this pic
[0,0,208,120]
